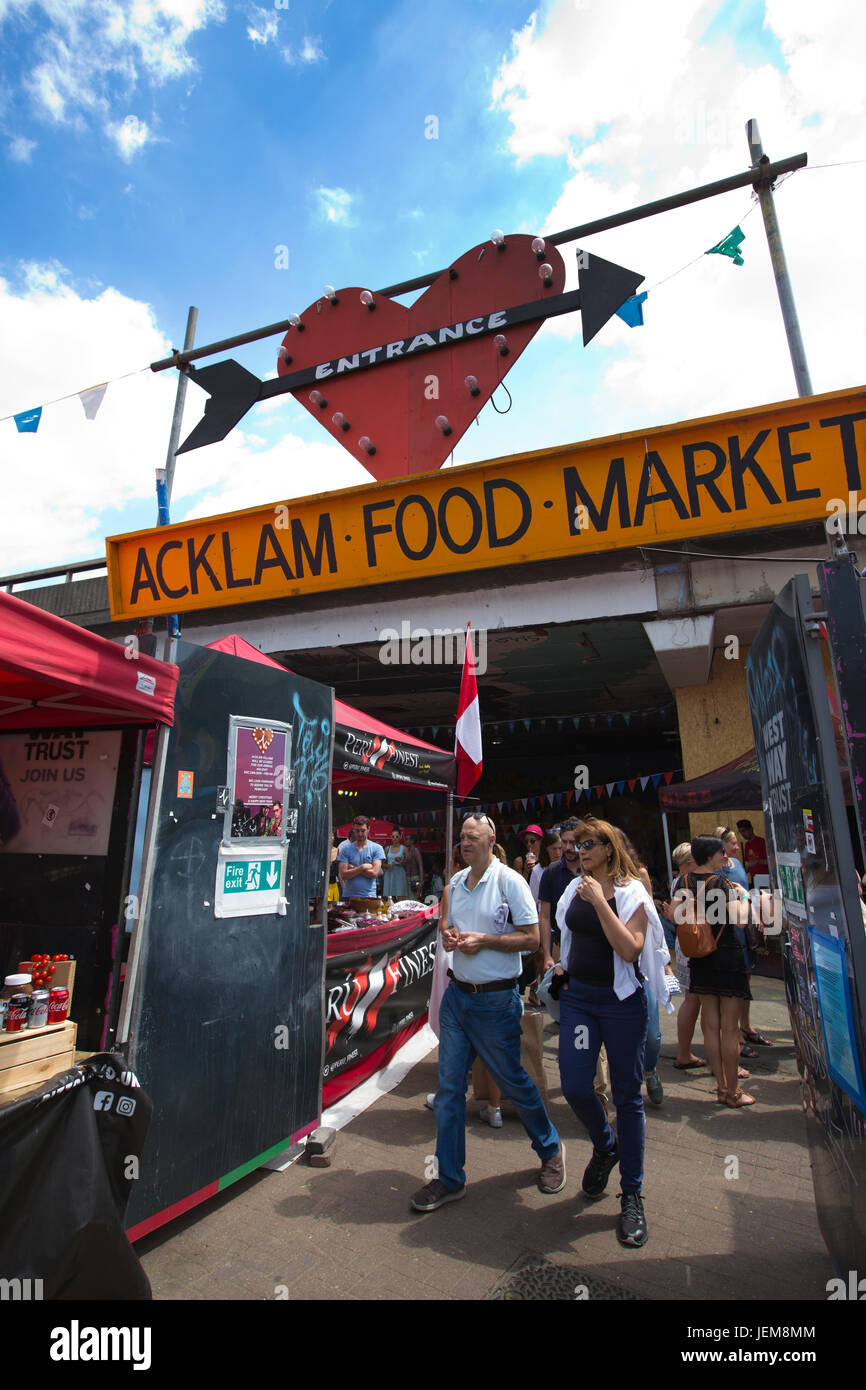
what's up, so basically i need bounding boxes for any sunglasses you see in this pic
[578,838,609,851]
[353,819,369,827]
[461,813,495,831]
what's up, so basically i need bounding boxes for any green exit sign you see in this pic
[223,859,282,893]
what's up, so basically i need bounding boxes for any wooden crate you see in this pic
[0,1020,77,1096]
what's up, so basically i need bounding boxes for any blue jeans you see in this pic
[558,978,647,1193]
[644,981,662,1074]
[434,982,560,1191]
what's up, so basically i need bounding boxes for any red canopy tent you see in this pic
[0,590,177,730]
[206,634,455,792]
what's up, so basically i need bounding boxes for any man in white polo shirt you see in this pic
[410,814,565,1212]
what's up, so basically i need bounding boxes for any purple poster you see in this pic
[231,726,288,839]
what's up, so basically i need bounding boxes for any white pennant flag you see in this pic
[79,384,108,420]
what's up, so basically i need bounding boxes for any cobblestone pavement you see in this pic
[136,975,834,1302]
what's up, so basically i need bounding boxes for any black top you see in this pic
[565,891,616,986]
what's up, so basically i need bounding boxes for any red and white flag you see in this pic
[455,623,482,797]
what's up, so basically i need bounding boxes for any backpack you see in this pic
[673,873,729,959]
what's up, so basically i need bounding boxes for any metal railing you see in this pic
[0,558,107,593]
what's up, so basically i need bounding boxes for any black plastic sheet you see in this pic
[0,1052,152,1299]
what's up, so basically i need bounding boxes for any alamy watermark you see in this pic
[826,494,866,535]
[672,881,783,933]
[378,622,487,676]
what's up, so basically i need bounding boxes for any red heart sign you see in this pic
[276,235,566,480]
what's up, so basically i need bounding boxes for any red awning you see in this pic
[0,590,178,730]
[205,634,455,790]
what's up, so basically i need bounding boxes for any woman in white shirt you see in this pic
[554,818,670,1250]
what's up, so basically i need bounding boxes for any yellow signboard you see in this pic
[107,385,866,621]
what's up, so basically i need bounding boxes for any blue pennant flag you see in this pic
[572,717,581,730]
[14,407,42,433]
[615,291,648,327]
[652,773,662,788]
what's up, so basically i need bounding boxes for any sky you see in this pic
[0,0,863,575]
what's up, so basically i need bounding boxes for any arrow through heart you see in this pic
[177,238,643,480]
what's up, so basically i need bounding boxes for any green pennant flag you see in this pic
[706,226,745,266]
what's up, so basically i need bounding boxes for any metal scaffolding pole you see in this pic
[746,120,813,397]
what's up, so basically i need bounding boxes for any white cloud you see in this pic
[0,261,374,573]
[2,0,225,157]
[489,0,866,437]
[106,113,153,160]
[315,186,355,226]
[8,134,36,161]
[282,35,325,65]
[246,6,279,44]
[299,35,324,63]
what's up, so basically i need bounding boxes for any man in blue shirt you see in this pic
[539,818,585,968]
[337,815,384,899]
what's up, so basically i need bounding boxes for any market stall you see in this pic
[0,596,333,1248]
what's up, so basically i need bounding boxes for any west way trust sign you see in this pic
[107,385,866,621]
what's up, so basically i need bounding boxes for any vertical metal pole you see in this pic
[164,307,198,504]
[746,120,813,397]
[445,792,454,875]
[137,307,198,638]
[662,810,673,888]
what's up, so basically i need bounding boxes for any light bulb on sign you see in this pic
[490,229,505,249]
[288,313,304,331]
[332,412,350,432]
[323,285,339,305]
[309,390,327,409]
[278,346,291,364]
[538,263,554,288]
[359,436,377,455]
[493,334,509,357]
[464,375,480,397]
[434,415,452,436]
[360,290,375,310]
[531,237,546,259]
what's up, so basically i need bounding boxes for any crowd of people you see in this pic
[329,819,433,902]
[410,811,774,1251]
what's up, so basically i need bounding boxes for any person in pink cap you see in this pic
[514,824,544,882]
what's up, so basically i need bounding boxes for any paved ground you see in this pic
[136,974,834,1302]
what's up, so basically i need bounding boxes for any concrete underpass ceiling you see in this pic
[276,618,677,734]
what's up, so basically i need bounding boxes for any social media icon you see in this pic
[93,1091,114,1112]
[116,1096,137,1117]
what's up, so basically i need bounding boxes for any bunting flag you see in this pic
[405,705,674,739]
[615,291,648,327]
[79,384,108,420]
[707,226,745,265]
[14,407,42,433]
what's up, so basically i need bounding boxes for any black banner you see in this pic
[324,916,437,1088]
[0,1053,152,1298]
[334,724,456,790]
[747,572,866,1271]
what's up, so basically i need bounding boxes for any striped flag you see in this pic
[454,623,482,797]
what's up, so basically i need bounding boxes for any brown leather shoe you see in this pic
[538,1143,566,1194]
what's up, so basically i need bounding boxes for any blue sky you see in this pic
[0,0,863,572]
